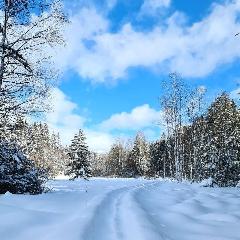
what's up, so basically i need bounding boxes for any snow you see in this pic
[0,178,240,240]
[54,174,70,180]
[199,177,214,187]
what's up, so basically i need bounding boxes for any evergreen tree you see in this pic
[66,130,91,180]
[89,152,109,177]
[126,133,149,177]
[106,141,126,177]
[149,139,167,178]
[0,141,48,194]
[191,116,208,182]
[148,135,175,179]
[201,93,240,186]
[0,119,70,178]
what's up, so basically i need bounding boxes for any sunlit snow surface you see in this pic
[0,178,240,240]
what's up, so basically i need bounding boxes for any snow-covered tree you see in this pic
[0,141,48,194]
[89,152,102,176]
[148,135,169,178]
[0,0,67,121]
[29,123,57,176]
[186,86,207,179]
[49,133,70,176]
[106,139,129,177]
[0,119,69,178]
[199,93,240,186]
[160,73,190,181]
[66,130,91,180]
[126,132,149,177]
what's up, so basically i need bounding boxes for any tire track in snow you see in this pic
[130,183,174,240]
[118,182,172,240]
[81,185,130,240]
[81,181,169,240]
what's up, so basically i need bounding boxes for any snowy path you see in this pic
[0,178,240,240]
[82,182,168,240]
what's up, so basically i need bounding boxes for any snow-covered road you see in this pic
[0,178,240,240]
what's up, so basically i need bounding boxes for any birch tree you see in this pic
[160,73,189,181]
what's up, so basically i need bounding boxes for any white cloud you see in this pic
[46,88,86,144]
[56,1,240,83]
[140,0,171,16]
[45,88,114,152]
[55,7,109,77]
[100,104,162,130]
[85,130,114,153]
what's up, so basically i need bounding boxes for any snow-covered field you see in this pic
[0,178,240,240]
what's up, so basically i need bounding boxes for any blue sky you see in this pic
[46,0,240,152]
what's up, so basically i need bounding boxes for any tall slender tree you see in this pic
[161,73,190,181]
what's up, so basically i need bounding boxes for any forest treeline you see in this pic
[93,91,240,188]
[2,82,239,190]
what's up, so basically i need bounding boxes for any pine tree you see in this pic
[89,152,109,177]
[202,93,240,186]
[148,134,176,179]
[126,133,149,177]
[190,116,208,182]
[2,120,70,178]
[0,141,48,194]
[66,130,91,180]
[105,139,131,177]
[149,139,167,178]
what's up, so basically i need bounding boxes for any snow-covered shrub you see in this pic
[0,141,48,194]
[199,178,217,187]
